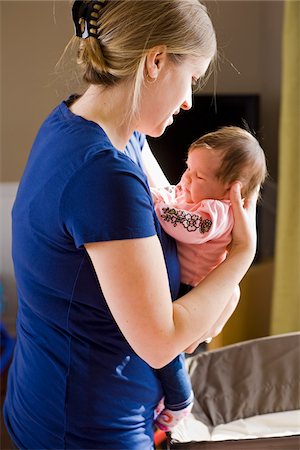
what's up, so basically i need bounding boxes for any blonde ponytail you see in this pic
[69,0,217,115]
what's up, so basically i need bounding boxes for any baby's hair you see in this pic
[189,126,267,197]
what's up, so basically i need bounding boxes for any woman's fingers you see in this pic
[229,182,259,257]
[243,185,260,210]
[229,182,243,214]
[232,284,241,304]
[230,182,259,211]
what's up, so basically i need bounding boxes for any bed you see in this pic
[169,333,300,449]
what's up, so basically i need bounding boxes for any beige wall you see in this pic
[1,1,77,181]
[1,0,283,182]
[201,1,283,180]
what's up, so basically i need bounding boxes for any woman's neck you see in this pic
[69,84,135,150]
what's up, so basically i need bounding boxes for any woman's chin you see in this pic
[147,125,167,138]
[148,119,173,137]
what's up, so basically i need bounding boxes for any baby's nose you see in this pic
[184,172,191,184]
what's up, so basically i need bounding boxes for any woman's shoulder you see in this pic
[41,100,146,177]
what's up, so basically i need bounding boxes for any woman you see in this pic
[4,1,258,448]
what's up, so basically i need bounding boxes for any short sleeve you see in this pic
[60,149,156,248]
[155,199,233,245]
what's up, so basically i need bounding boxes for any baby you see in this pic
[152,126,267,431]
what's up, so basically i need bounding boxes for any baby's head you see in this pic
[180,126,267,203]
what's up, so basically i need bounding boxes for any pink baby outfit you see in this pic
[152,185,234,286]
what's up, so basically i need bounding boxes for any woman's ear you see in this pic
[145,46,167,80]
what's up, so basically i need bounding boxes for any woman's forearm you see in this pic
[86,185,258,369]
[86,235,254,369]
[172,246,254,349]
[184,285,240,353]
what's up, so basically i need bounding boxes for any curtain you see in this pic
[271,1,300,334]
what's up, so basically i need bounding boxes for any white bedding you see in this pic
[171,410,300,443]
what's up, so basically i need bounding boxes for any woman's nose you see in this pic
[180,89,192,111]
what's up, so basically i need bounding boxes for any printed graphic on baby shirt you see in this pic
[160,207,212,233]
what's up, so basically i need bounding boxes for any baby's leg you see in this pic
[155,352,193,431]
[155,395,193,431]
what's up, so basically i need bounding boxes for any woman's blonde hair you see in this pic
[189,126,268,197]
[70,0,216,116]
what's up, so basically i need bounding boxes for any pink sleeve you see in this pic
[155,199,233,244]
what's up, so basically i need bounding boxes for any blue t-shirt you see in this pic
[4,99,180,449]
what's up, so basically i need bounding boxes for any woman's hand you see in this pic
[184,339,203,354]
[229,182,259,260]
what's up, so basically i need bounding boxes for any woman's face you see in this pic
[137,54,211,137]
[180,147,231,204]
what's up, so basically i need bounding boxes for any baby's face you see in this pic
[180,147,230,204]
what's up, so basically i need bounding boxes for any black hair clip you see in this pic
[72,0,106,39]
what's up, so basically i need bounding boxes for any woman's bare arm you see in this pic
[141,140,169,187]
[86,183,257,368]
[184,285,240,354]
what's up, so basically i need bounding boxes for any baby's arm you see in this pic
[155,200,233,245]
[151,185,177,202]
